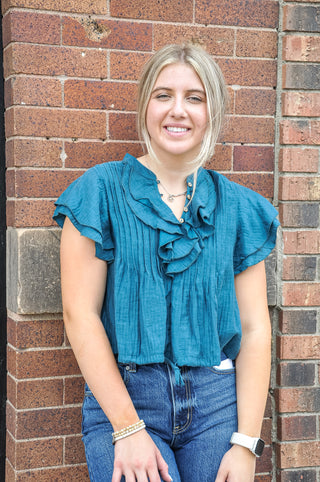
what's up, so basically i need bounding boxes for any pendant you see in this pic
[168,195,175,202]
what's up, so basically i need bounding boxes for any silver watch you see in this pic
[230,432,265,457]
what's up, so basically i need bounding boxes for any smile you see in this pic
[166,126,189,133]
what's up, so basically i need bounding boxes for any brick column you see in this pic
[3,0,280,479]
[276,1,320,480]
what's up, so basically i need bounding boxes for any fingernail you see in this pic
[169,476,173,482]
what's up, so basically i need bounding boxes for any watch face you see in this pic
[255,439,265,457]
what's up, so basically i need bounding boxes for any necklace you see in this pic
[156,179,187,202]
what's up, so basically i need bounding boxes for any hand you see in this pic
[112,429,173,482]
[215,445,256,482]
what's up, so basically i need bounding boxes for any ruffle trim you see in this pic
[121,154,217,275]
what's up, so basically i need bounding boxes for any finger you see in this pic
[111,466,123,482]
[135,471,149,482]
[123,471,136,482]
[155,450,171,482]
[215,468,227,482]
[147,467,162,482]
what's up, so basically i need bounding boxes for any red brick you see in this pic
[65,436,86,465]
[196,0,278,28]
[3,44,108,79]
[3,10,60,47]
[7,168,83,198]
[109,113,138,141]
[5,77,62,108]
[236,30,278,58]
[7,317,64,349]
[279,147,319,172]
[6,430,15,467]
[279,310,317,335]
[7,200,56,227]
[15,379,64,409]
[278,334,320,359]
[276,387,320,413]
[233,146,274,171]
[276,470,318,482]
[9,348,80,379]
[15,406,82,439]
[223,117,275,144]
[282,256,317,281]
[280,119,320,145]
[6,139,63,168]
[283,231,320,255]
[256,446,273,474]
[64,377,84,405]
[226,173,275,198]
[12,465,89,481]
[283,63,320,90]
[154,24,234,56]
[283,35,320,62]
[277,442,320,469]
[6,401,16,438]
[62,17,152,51]
[2,0,107,14]
[282,92,320,117]
[65,141,143,168]
[217,59,277,87]
[110,51,150,81]
[235,89,276,116]
[15,438,63,470]
[277,361,315,386]
[5,107,106,139]
[256,476,272,482]
[279,176,320,201]
[110,0,193,22]
[279,203,319,229]
[205,144,232,171]
[282,283,320,307]
[64,80,137,111]
[278,415,317,441]
[283,4,320,33]
[261,417,272,445]
[5,459,15,481]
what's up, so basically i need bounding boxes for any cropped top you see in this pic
[53,153,279,381]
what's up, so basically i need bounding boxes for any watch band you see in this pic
[230,432,265,457]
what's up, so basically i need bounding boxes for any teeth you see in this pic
[166,126,188,132]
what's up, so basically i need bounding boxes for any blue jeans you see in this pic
[82,362,237,481]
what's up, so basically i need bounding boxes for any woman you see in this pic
[54,44,279,481]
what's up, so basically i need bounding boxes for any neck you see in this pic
[141,154,195,191]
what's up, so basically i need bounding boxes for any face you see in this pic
[146,63,208,164]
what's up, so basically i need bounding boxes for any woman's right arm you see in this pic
[60,217,172,482]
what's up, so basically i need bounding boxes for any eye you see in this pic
[187,95,204,103]
[155,93,170,101]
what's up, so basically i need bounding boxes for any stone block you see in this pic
[265,248,278,307]
[7,228,62,314]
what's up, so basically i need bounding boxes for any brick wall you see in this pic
[276,1,320,480]
[2,0,318,480]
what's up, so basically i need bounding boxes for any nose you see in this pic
[170,96,186,117]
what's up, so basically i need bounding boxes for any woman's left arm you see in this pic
[215,260,272,481]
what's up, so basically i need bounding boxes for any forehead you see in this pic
[153,63,204,90]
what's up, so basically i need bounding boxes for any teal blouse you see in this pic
[54,154,279,380]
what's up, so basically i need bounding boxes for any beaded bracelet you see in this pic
[112,419,146,445]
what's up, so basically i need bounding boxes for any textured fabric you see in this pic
[53,153,279,372]
[82,361,237,481]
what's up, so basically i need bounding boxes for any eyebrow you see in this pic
[152,87,206,95]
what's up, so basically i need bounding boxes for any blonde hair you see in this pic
[137,43,229,170]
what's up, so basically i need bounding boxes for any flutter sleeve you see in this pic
[53,166,114,262]
[233,184,280,275]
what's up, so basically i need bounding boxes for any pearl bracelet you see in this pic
[112,420,146,445]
